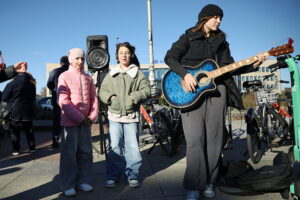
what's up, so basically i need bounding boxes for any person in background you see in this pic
[164,4,269,200]
[100,42,150,188]
[2,62,36,155]
[0,54,26,149]
[57,48,98,197]
[47,56,69,147]
[0,62,26,83]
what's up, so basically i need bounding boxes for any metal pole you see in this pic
[147,0,156,93]
[97,85,105,154]
[227,108,232,142]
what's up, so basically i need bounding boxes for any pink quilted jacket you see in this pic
[57,66,98,126]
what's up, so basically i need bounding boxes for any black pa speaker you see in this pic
[86,35,110,71]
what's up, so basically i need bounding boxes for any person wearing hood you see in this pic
[1,62,36,155]
[164,4,269,200]
[57,48,99,197]
[100,42,150,189]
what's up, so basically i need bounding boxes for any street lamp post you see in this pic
[147,0,156,94]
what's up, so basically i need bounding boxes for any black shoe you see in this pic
[29,148,36,153]
[52,141,59,147]
[52,137,59,147]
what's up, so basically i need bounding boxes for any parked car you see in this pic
[36,97,53,111]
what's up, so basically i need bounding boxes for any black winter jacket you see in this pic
[2,73,36,121]
[47,64,69,104]
[164,31,257,110]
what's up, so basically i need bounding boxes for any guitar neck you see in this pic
[208,54,263,79]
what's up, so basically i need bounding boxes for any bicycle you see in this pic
[243,75,290,164]
[139,95,178,156]
[165,107,184,155]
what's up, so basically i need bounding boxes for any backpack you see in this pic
[237,152,292,192]
[219,152,292,199]
[226,160,254,178]
[237,164,292,192]
[218,160,262,196]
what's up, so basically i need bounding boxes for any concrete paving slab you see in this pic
[0,160,36,190]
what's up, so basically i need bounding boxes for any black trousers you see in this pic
[10,120,35,151]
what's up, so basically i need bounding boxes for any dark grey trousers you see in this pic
[59,126,93,191]
[182,84,226,190]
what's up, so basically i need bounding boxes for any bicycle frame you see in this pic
[245,85,277,139]
[139,98,177,156]
[140,104,154,127]
[272,102,292,119]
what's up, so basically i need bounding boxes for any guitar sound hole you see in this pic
[196,74,208,86]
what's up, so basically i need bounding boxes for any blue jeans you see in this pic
[106,120,142,181]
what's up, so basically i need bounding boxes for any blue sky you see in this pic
[1,0,300,94]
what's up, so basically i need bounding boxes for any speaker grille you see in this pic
[87,47,109,70]
[86,35,110,70]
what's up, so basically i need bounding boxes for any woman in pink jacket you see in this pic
[57,48,99,197]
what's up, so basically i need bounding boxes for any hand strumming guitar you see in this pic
[182,73,197,93]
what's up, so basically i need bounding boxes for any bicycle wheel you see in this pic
[266,107,289,145]
[246,120,263,164]
[155,111,175,156]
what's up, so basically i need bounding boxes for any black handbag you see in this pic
[0,99,18,119]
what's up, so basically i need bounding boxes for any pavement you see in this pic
[0,119,292,200]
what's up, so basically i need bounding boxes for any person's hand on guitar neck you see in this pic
[181,73,197,93]
[253,52,269,68]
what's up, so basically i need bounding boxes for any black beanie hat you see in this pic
[198,4,223,21]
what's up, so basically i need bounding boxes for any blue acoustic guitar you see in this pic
[162,42,294,110]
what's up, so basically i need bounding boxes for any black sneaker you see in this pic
[29,149,36,153]
[52,137,59,147]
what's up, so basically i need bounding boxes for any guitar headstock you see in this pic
[268,38,294,56]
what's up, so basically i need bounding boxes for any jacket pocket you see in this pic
[110,96,120,111]
[125,95,134,110]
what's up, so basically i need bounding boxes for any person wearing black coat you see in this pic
[0,62,26,83]
[164,4,269,200]
[47,56,69,147]
[2,65,36,155]
[0,62,26,149]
